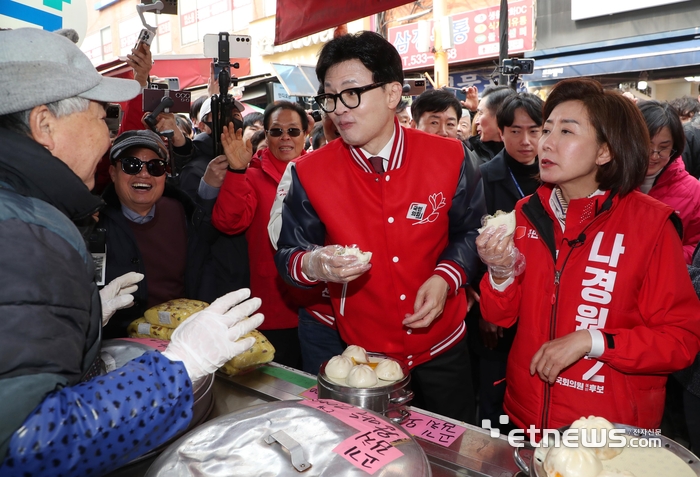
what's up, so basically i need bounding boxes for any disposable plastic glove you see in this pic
[99,272,144,326]
[476,225,526,280]
[302,245,372,283]
[162,288,264,384]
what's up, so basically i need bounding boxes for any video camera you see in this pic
[499,58,535,90]
[501,58,535,76]
[203,32,252,156]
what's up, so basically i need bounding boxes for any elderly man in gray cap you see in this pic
[0,28,264,476]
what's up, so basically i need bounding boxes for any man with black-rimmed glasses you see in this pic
[274,31,486,423]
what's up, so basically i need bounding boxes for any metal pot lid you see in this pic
[146,399,432,477]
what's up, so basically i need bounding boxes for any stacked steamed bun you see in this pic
[323,345,404,388]
[543,416,635,477]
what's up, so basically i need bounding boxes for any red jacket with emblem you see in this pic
[274,124,486,368]
[212,148,332,330]
[480,184,700,431]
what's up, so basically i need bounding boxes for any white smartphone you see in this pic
[203,33,252,59]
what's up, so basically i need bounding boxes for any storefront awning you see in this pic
[526,37,700,86]
[97,56,251,90]
[274,0,413,45]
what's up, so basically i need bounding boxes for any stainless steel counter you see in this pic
[107,362,525,477]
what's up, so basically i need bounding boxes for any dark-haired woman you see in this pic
[638,100,700,264]
[476,78,700,432]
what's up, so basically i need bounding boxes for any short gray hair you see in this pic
[0,96,91,135]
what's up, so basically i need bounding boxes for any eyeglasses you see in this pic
[266,128,303,137]
[649,148,676,160]
[118,156,169,177]
[314,82,387,113]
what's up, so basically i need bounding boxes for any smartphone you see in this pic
[149,77,180,90]
[142,89,191,113]
[403,78,427,96]
[133,28,155,52]
[444,86,467,102]
[203,33,252,59]
[105,104,122,136]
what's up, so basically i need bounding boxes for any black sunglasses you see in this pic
[266,128,303,137]
[118,156,169,177]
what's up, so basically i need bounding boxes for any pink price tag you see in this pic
[301,399,408,441]
[401,411,466,447]
[119,337,169,352]
[299,385,319,400]
[333,430,404,475]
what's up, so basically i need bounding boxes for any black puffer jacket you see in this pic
[97,182,219,338]
[0,129,103,457]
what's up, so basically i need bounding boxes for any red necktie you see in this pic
[369,156,384,174]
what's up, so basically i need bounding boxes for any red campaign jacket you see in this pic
[480,184,700,431]
[212,148,332,330]
[648,156,700,264]
[275,124,486,369]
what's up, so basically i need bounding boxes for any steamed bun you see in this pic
[347,364,378,388]
[375,359,404,382]
[342,345,369,364]
[570,415,622,460]
[543,445,602,477]
[325,355,354,379]
[597,471,636,477]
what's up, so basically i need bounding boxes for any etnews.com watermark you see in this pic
[481,415,663,449]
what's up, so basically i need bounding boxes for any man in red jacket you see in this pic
[274,31,486,423]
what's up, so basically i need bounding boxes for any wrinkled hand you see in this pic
[403,275,449,328]
[99,272,144,326]
[126,43,152,88]
[162,288,264,384]
[222,121,253,170]
[202,155,229,188]
[479,318,503,350]
[530,330,592,384]
[465,284,480,312]
[302,245,371,283]
[476,225,525,283]
[460,86,479,112]
[154,112,186,147]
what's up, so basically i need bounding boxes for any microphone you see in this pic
[566,233,586,248]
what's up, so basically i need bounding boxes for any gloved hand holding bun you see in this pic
[162,288,264,384]
[302,244,372,283]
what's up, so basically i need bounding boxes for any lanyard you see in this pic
[508,167,525,198]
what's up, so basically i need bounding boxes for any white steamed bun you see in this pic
[543,445,603,477]
[342,345,369,364]
[325,355,354,379]
[375,359,404,382]
[570,415,623,460]
[347,364,378,388]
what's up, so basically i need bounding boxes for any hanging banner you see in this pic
[274,0,413,45]
[388,0,534,71]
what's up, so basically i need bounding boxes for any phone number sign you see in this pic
[388,0,534,71]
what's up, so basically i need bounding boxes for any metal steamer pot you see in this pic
[146,400,432,476]
[513,423,700,477]
[317,353,413,424]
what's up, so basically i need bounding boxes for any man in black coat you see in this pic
[179,97,251,298]
[98,130,219,338]
[470,92,543,428]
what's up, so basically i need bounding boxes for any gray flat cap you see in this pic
[0,28,141,115]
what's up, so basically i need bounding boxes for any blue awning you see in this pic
[527,37,700,85]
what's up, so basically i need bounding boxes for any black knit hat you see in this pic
[110,130,168,163]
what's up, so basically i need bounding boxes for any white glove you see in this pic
[99,272,144,326]
[162,288,264,384]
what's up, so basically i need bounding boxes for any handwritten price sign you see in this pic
[402,411,466,447]
[299,385,319,400]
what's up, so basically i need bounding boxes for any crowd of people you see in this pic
[3,25,700,476]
